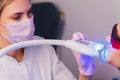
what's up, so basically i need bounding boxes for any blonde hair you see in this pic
[0,0,13,15]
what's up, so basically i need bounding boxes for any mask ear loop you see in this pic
[0,23,10,43]
[0,23,3,35]
[0,22,5,26]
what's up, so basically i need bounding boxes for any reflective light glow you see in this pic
[94,44,104,51]
[101,43,114,61]
[102,49,109,61]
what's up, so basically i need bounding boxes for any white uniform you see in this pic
[0,36,76,80]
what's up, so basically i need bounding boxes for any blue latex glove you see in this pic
[72,32,96,76]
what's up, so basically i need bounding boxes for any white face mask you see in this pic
[0,16,35,43]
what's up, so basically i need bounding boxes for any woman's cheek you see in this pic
[106,50,120,68]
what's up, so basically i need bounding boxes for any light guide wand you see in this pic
[0,39,104,58]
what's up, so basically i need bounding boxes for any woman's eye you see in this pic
[28,13,32,18]
[27,9,32,18]
[13,15,21,20]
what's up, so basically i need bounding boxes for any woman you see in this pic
[106,23,120,67]
[0,0,94,80]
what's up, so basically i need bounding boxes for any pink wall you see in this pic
[32,0,120,80]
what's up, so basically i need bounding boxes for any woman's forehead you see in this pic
[3,0,31,14]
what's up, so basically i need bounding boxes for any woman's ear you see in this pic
[106,34,111,43]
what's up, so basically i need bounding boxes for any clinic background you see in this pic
[32,0,120,80]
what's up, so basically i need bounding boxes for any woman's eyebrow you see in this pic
[9,13,22,18]
[9,5,32,17]
[10,8,31,17]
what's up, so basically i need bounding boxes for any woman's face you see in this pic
[0,0,32,35]
[106,35,120,68]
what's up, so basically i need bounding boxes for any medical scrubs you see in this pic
[0,36,76,80]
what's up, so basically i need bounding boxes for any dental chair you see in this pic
[31,2,63,50]
[32,2,61,39]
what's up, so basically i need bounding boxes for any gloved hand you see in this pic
[72,32,96,76]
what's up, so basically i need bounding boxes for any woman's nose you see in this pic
[22,16,30,21]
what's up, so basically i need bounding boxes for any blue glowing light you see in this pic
[102,49,109,61]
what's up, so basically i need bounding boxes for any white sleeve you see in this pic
[49,46,77,80]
